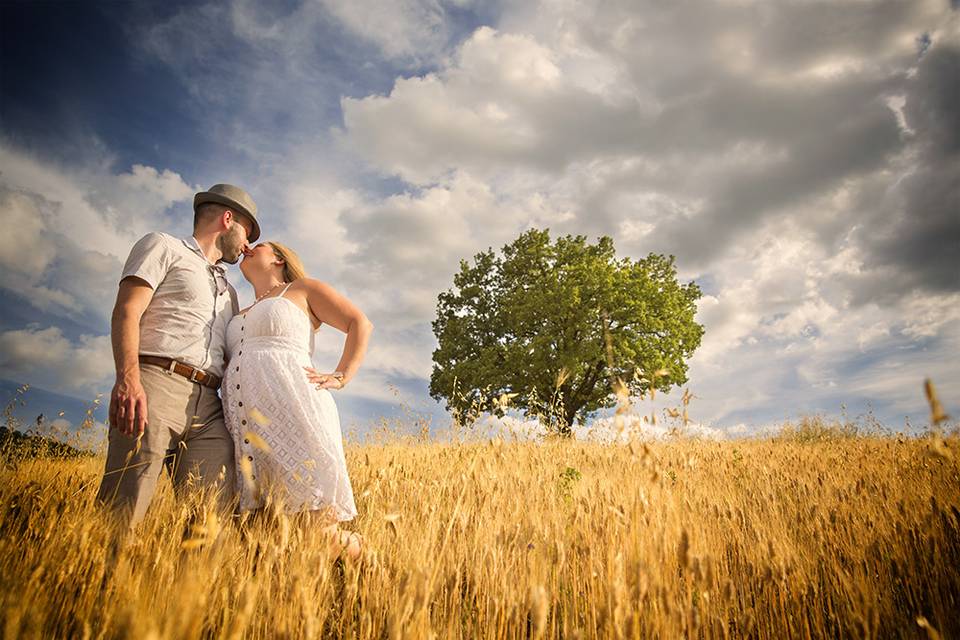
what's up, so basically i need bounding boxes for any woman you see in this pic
[221,241,373,560]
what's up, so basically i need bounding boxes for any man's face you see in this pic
[218,213,252,264]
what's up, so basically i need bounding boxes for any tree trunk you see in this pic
[554,361,602,438]
[557,403,581,438]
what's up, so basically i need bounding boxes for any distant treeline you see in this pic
[0,426,93,460]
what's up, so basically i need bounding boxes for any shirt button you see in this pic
[247,456,253,461]
[238,401,243,407]
[236,366,239,372]
[244,438,249,444]
[236,384,240,390]
[241,420,247,425]
[238,351,242,356]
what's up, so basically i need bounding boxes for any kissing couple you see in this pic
[95,183,373,560]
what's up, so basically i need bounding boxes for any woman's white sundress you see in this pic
[222,284,357,520]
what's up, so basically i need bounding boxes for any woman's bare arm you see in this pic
[302,278,373,387]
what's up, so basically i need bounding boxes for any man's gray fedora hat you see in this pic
[194,183,261,243]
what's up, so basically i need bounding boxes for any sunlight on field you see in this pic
[2,427,959,638]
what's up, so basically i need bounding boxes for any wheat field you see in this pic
[2,421,959,639]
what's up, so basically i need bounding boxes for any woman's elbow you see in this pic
[353,314,373,334]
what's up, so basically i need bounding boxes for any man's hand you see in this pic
[110,374,148,436]
[304,366,344,390]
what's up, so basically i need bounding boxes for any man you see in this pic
[96,183,261,529]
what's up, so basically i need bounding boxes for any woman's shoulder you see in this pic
[291,277,334,293]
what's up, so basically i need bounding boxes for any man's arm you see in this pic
[110,277,155,436]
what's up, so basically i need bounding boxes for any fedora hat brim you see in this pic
[194,192,261,243]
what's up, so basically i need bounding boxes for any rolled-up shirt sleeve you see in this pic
[121,232,171,289]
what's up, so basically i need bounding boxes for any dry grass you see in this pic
[2,427,959,639]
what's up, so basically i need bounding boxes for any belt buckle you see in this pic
[189,368,202,384]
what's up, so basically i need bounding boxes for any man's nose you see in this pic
[242,245,253,257]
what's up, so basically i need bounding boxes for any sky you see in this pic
[0,0,957,440]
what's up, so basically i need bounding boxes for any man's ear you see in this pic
[221,209,235,229]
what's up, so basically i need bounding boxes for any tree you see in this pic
[430,228,704,436]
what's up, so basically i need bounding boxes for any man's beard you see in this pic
[217,228,244,264]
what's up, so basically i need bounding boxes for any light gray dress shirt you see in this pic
[121,232,238,377]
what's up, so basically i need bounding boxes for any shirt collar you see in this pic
[183,236,227,275]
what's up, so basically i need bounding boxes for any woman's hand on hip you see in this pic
[304,366,344,390]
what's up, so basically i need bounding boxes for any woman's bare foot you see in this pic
[322,525,364,561]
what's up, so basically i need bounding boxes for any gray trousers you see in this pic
[96,363,236,529]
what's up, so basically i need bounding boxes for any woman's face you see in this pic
[239,243,279,280]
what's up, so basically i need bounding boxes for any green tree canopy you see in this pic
[430,228,704,436]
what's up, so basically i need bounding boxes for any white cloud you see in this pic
[840,323,960,419]
[0,326,113,395]
[340,26,619,185]
[0,191,58,276]
[0,145,131,254]
[646,208,960,430]
[118,164,195,204]
[319,0,450,63]
[0,143,197,322]
[281,186,360,266]
[900,291,960,339]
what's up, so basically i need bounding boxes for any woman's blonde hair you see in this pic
[267,241,308,283]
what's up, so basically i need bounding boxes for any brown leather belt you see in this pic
[138,355,222,390]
